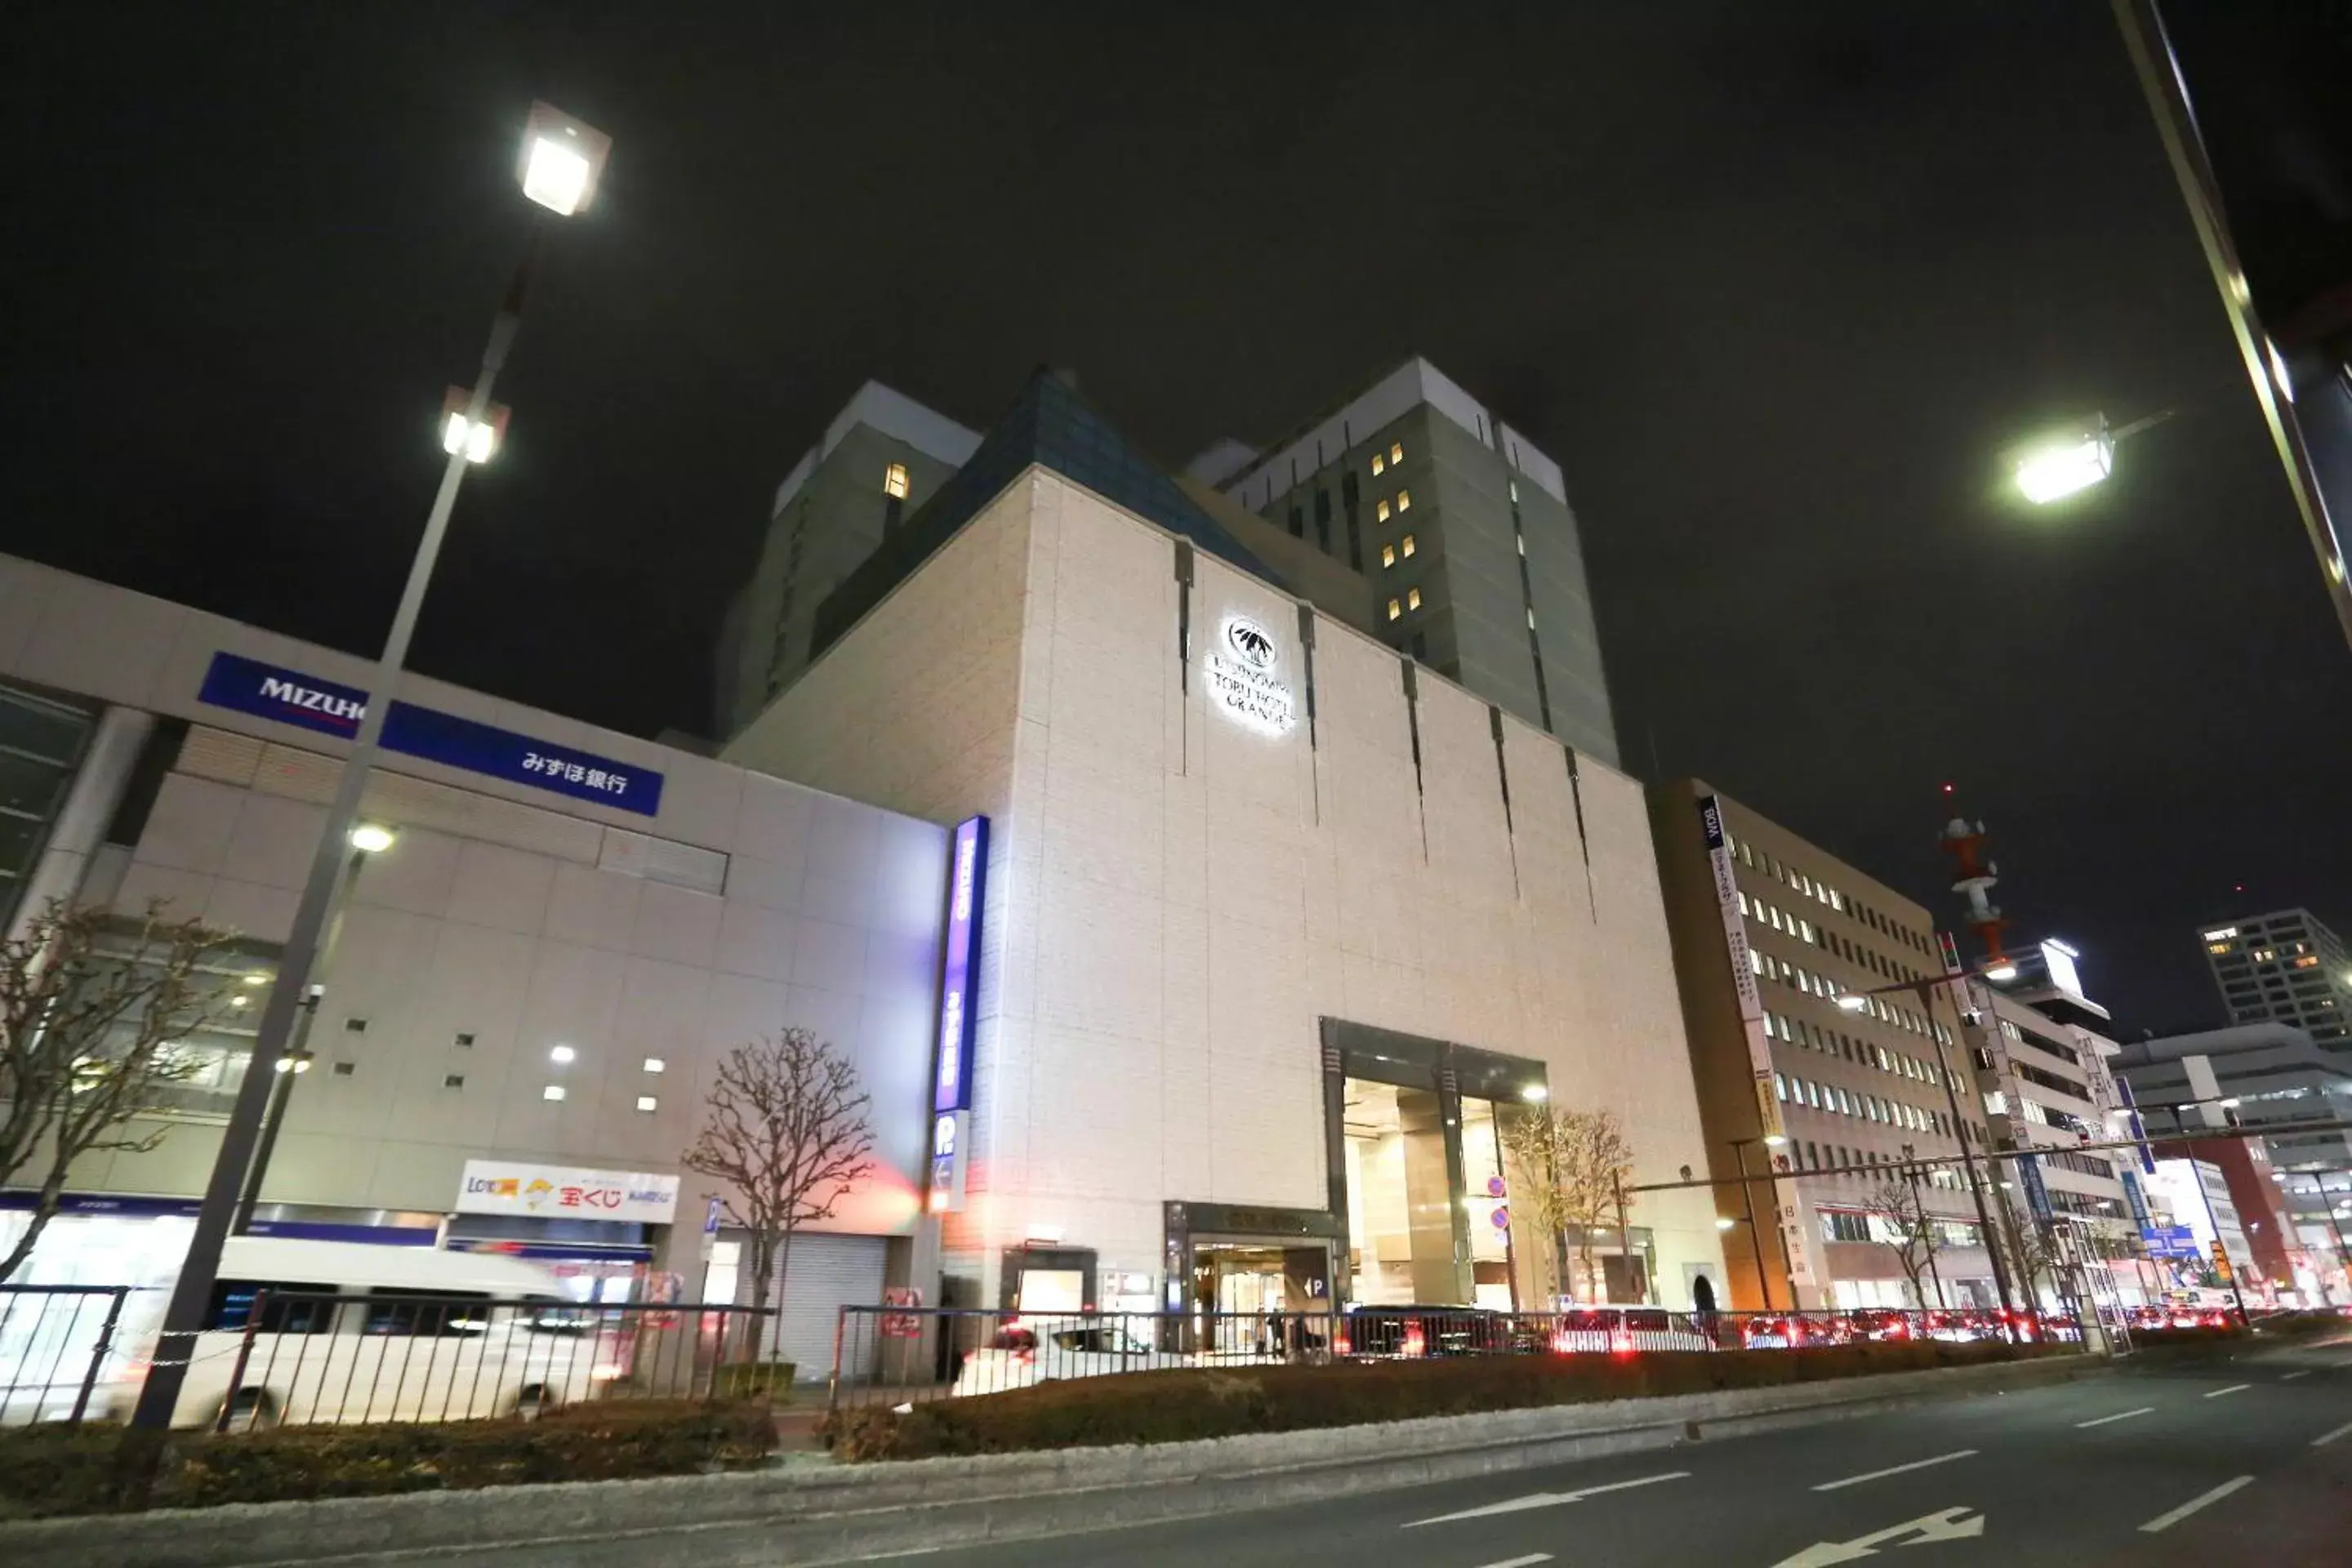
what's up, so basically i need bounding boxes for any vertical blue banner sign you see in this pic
[2016,1151,2056,1226]
[931,815,989,1115]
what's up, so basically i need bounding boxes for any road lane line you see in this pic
[1811,1449,1978,1491]
[1401,1470,1689,1526]
[2076,1406,2155,1428]
[2139,1475,2253,1533]
[2280,1370,2311,1381]
[1469,1557,1552,1568]
[2203,1383,2251,1398]
[2314,1419,2352,1448]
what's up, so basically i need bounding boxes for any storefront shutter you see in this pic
[767,1234,886,1382]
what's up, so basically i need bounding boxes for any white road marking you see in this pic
[2279,1370,2311,1381]
[1402,1470,1689,1526]
[1770,1508,1984,1566]
[1469,1557,1552,1568]
[2314,1419,2352,1448]
[2204,1383,2251,1398]
[2138,1475,2253,1533]
[1811,1449,1979,1491]
[2076,1406,2155,1428]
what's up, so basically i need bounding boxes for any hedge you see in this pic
[0,1397,776,1521]
[822,1340,2070,1462]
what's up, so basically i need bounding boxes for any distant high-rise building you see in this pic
[714,383,979,742]
[1217,359,1620,765]
[2199,909,2351,1050]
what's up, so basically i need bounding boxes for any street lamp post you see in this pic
[129,105,608,1433]
[1728,1134,1787,1312]
[230,825,398,1235]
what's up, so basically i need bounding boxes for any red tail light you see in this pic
[1401,1326,1428,1358]
[1334,1333,1352,1356]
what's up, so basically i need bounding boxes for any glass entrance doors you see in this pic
[1342,1080,1466,1304]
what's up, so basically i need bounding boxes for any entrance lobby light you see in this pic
[1520,1084,1548,1102]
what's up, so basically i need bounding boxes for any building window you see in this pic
[635,1095,657,1112]
[1396,489,1412,513]
[542,1085,566,1102]
[1387,598,1401,621]
[332,1062,355,1077]
[1401,533,1416,558]
[1406,587,1422,611]
[1381,544,1396,568]
[1371,452,1386,476]
[1287,504,1303,539]
[883,462,910,500]
[443,1074,465,1089]
[643,1057,666,1073]
[1390,440,1404,464]
[1377,499,1392,523]
[453,1033,474,1048]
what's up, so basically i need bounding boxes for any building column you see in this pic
[5,706,151,944]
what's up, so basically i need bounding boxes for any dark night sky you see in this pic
[7,4,2348,1038]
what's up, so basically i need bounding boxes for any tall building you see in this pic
[1218,360,1620,766]
[728,368,1726,1316]
[1648,780,1999,1312]
[2199,908,2351,1049]
[713,383,979,742]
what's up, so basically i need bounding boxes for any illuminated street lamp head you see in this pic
[1981,960,2019,982]
[1762,1133,1788,1148]
[1715,1217,1737,1231]
[349,823,398,854]
[439,387,510,466]
[2014,418,2114,504]
[519,101,612,216]
[1521,1084,1548,1102]
[1836,992,1869,1013]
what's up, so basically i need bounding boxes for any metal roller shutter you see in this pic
[770,1234,887,1381]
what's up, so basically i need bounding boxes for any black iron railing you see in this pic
[0,1284,134,1427]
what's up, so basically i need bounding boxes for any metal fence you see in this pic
[826,1303,2085,1412]
[1,1285,135,1427]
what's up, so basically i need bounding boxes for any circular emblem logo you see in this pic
[1224,616,1278,670]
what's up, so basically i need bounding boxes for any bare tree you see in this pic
[681,1028,874,1339]
[2,902,236,1282]
[1862,1177,1940,1307]
[1502,1104,1637,1303]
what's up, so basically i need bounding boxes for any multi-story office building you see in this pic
[2114,1022,2352,1305]
[1,552,956,1375]
[1216,359,1619,767]
[727,368,1726,1317]
[2199,909,2352,1049]
[714,383,979,741]
[1648,781,2000,1312]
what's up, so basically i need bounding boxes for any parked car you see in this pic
[950,1319,1198,1396]
[98,1237,590,1430]
[1339,1305,1504,1358]
[1845,1308,1917,1343]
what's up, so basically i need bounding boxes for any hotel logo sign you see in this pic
[1206,614,1297,735]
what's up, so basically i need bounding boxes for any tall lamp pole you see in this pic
[1728,1135,1785,1311]
[131,105,610,1432]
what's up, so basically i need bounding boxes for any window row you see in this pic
[1369,439,1405,476]
[1775,1070,1943,1137]
[1379,533,1417,568]
[1722,829,1936,956]
[1385,587,1423,620]
[1374,489,1413,523]
[1764,1007,1950,1089]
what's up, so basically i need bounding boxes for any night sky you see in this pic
[8,4,2347,1038]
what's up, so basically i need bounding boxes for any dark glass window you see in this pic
[1313,490,1332,554]
[205,1279,340,1334]
[363,1289,495,1338]
[1287,504,1303,538]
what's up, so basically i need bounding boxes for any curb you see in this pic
[1,1352,2100,1567]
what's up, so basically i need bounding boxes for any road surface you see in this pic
[902,1335,2352,1568]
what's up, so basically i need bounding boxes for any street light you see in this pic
[348,823,398,855]
[2014,418,2114,504]
[131,102,611,1432]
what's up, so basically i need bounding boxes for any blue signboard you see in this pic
[197,652,662,817]
[2016,1151,2055,1226]
[2119,1167,2154,1232]
[2113,1077,2159,1175]
[2140,1224,2201,1260]
[931,815,989,1114]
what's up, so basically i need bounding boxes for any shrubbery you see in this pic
[0,1397,776,1521]
[822,1340,2069,1462]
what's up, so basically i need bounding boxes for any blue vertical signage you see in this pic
[931,815,989,1116]
[2016,1151,2056,1226]
[196,651,663,816]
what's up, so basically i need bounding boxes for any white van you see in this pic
[101,1237,599,1431]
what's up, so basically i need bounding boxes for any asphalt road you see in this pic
[902,1336,2352,1568]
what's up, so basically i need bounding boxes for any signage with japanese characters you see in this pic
[931,815,988,1115]
[198,651,664,816]
[456,1160,679,1223]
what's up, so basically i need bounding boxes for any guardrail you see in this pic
[826,1303,2084,1412]
[1,1285,134,1427]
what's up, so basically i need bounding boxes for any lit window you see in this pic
[884,462,910,500]
[542,1085,566,1102]
[1371,453,1386,476]
[1401,533,1416,558]
[1390,441,1404,463]
[643,1057,666,1073]
[549,1045,576,1064]
[1377,499,1392,523]
[635,1095,657,1113]
[1387,598,1401,621]
[1396,489,1412,512]
[1406,587,1422,611]
[1381,544,1396,568]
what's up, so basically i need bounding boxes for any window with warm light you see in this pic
[1386,598,1401,621]
[1376,499,1392,523]
[884,462,910,500]
[1406,587,1422,611]
[1390,441,1404,463]
[1401,533,1415,558]
[1396,489,1412,513]
[1370,453,1386,476]
[1380,544,1396,568]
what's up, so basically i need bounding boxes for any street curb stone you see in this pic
[0,1352,2100,1566]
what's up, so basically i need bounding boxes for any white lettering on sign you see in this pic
[259,676,366,723]
[1206,615,1297,735]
